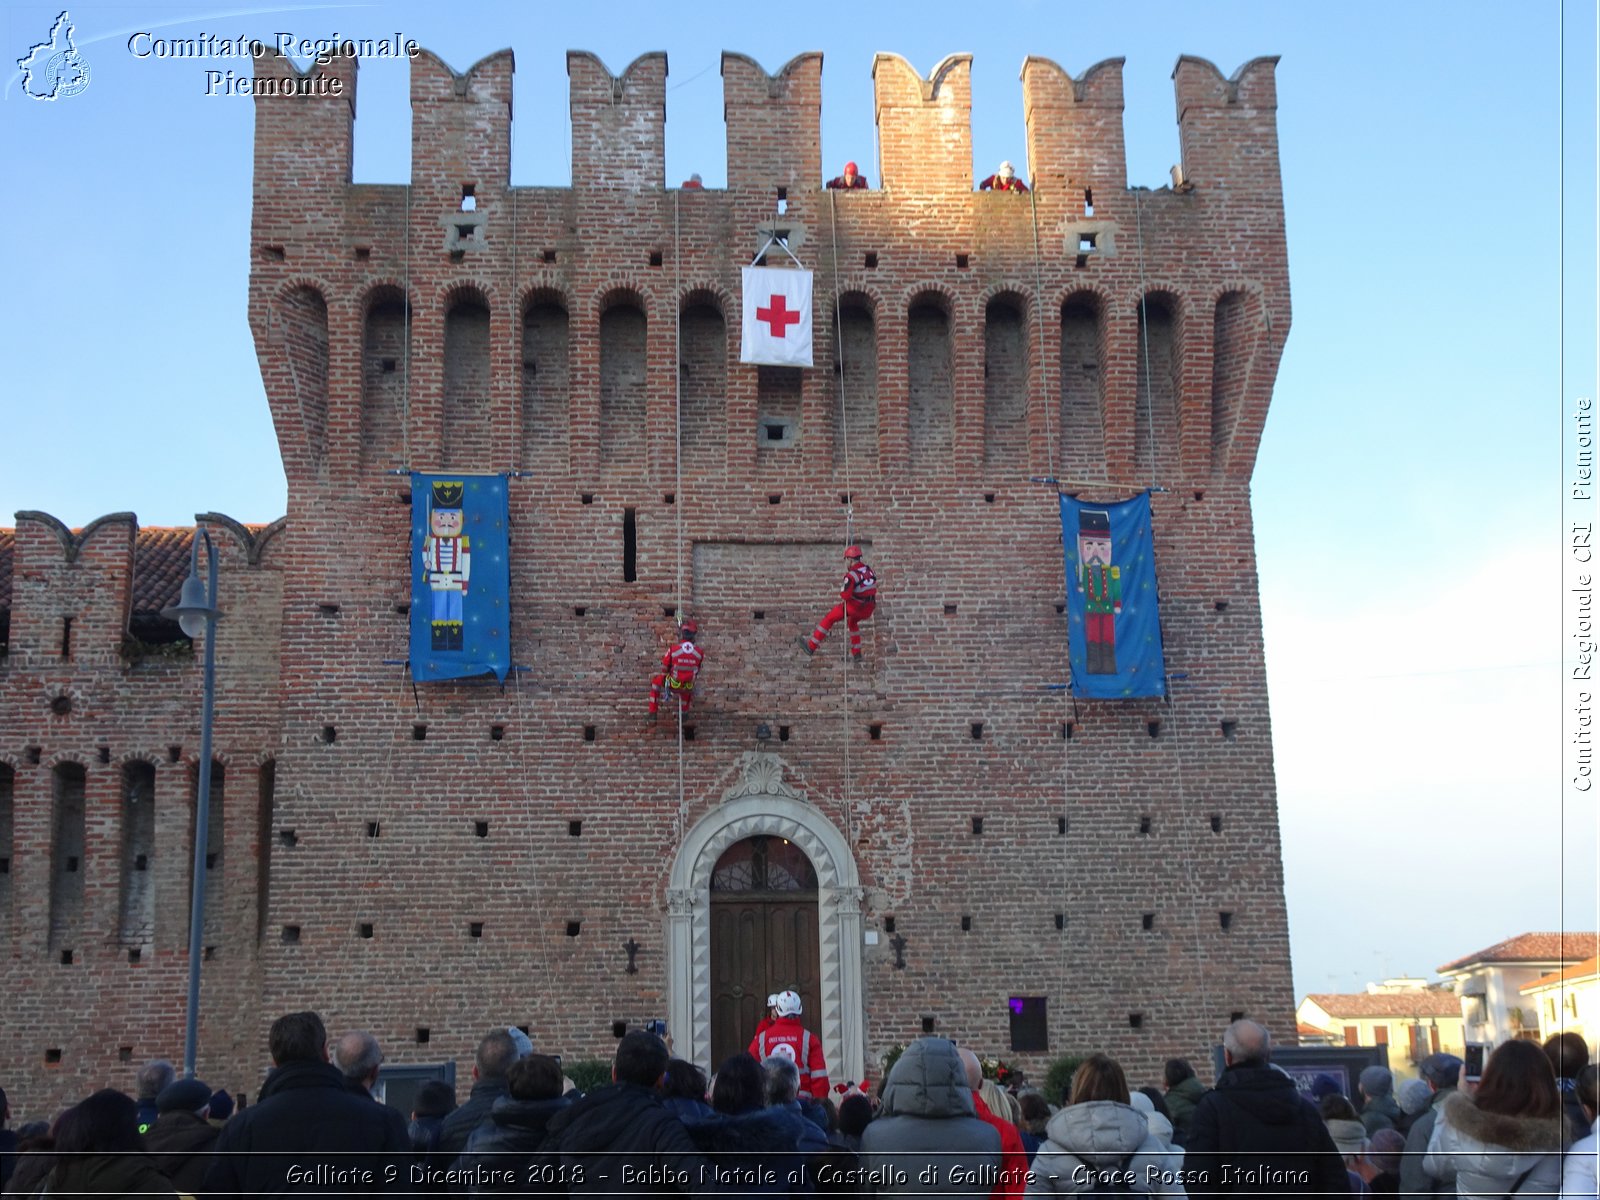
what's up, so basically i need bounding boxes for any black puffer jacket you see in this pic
[453,1094,574,1195]
[199,1059,411,1196]
[438,1077,510,1157]
[1182,1064,1348,1197]
[540,1082,710,1195]
[143,1109,219,1195]
[684,1106,811,1198]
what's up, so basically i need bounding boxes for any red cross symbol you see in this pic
[756,294,802,337]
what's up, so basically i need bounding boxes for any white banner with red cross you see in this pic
[740,265,814,367]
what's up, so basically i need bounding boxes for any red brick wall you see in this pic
[0,47,1291,1119]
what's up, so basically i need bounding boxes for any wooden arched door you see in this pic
[708,835,821,1069]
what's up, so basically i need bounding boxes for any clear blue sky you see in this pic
[2,0,1595,1010]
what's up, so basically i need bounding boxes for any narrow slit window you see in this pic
[622,509,637,582]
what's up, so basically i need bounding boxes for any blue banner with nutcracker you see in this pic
[1060,492,1167,699]
[410,473,512,683]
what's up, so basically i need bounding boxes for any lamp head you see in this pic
[162,572,221,639]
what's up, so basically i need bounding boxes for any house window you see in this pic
[1343,1025,1359,1047]
[1431,1026,1441,1053]
[1547,998,1557,1023]
[1409,1024,1429,1063]
[1372,1024,1388,1045]
[1569,993,1580,1017]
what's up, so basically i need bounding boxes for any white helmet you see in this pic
[774,990,803,1017]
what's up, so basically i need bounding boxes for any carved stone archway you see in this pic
[667,753,865,1083]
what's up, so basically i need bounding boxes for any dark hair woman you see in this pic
[47,1089,181,1197]
[1423,1040,1569,1195]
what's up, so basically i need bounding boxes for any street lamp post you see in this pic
[162,527,223,1080]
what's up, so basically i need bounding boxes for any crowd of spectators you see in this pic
[1,1020,1594,1197]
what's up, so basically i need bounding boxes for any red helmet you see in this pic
[843,545,863,559]
[679,618,698,636]
[844,161,858,175]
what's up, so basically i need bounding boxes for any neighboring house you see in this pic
[1437,932,1600,1048]
[1519,953,1599,1055]
[1297,987,1464,1078]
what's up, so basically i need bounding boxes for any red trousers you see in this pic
[809,600,874,655]
[649,674,695,713]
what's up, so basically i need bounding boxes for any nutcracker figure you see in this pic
[421,480,471,652]
[1077,508,1119,675]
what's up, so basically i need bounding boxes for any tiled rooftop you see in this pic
[1438,932,1600,974]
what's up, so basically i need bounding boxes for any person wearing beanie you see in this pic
[1394,1077,1432,1136]
[144,1078,219,1195]
[1400,1052,1463,1195]
[1309,1073,1344,1103]
[1364,1127,1405,1194]
[1358,1066,1401,1135]
[134,1058,176,1135]
[206,1088,234,1124]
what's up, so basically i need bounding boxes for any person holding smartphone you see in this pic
[1423,1041,1569,1196]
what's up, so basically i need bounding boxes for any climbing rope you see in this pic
[827,189,855,854]
[673,189,687,847]
[1167,697,1216,1026]
[1133,189,1159,491]
[1028,187,1054,480]
[403,184,412,471]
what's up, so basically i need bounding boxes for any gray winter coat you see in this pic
[1404,1086,1458,1196]
[1423,1093,1567,1197]
[1025,1101,1188,1197]
[858,1038,1002,1196]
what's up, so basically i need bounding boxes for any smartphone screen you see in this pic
[1464,1043,1486,1080]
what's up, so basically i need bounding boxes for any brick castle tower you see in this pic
[0,45,1291,1113]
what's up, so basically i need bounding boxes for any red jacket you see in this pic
[749,1015,829,1099]
[840,563,877,605]
[972,1090,1029,1200]
[659,640,704,683]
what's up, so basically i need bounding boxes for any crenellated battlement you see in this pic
[247,46,1283,200]
[247,45,1289,497]
[0,513,285,668]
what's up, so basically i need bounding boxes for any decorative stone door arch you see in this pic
[667,753,865,1083]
